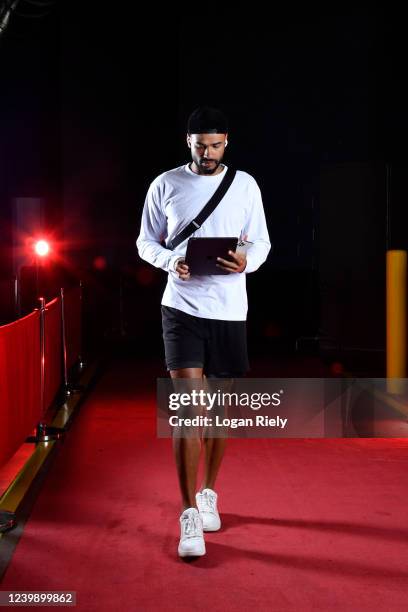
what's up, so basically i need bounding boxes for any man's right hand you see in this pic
[175,258,190,280]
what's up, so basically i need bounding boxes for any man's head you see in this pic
[186,106,228,175]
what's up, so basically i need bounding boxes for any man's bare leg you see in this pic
[196,375,228,532]
[170,367,203,510]
[201,375,232,491]
[201,437,227,491]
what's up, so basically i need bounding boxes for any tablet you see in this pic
[185,237,239,275]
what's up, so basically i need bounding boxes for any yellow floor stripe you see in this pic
[0,361,99,535]
[0,441,55,517]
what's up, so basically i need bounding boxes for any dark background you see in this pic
[0,2,406,375]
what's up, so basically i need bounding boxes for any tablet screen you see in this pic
[185,237,238,275]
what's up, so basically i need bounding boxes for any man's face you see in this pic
[187,133,228,175]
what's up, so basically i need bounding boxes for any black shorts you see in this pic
[161,305,249,376]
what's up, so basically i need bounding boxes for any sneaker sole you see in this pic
[178,545,206,557]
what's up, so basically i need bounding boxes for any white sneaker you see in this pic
[196,488,221,532]
[178,507,205,557]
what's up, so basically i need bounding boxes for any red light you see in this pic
[331,362,344,375]
[93,256,107,271]
[34,240,50,257]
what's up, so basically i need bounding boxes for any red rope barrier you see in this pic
[0,285,83,470]
[0,311,41,468]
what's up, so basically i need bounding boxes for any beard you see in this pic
[196,157,222,175]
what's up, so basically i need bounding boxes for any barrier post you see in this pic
[78,280,86,371]
[26,297,64,443]
[61,287,83,398]
[38,297,46,420]
[14,273,21,318]
[61,287,69,395]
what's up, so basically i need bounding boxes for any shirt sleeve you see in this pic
[241,178,271,273]
[136,178,181,273]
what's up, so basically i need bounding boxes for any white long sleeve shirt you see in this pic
[136,163,271,320]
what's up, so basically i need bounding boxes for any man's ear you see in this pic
[186,134,191,148]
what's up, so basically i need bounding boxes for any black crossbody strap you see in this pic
[168,166,236,251]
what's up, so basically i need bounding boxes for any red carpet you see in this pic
[1,359,407,611]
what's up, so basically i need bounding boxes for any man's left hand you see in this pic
[216,250,247,273]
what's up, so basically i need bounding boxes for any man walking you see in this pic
[137,106,270,557]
